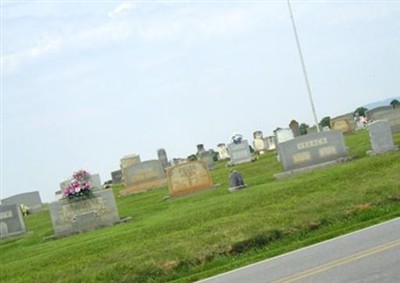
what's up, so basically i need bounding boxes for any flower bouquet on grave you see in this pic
[63,170,93,201]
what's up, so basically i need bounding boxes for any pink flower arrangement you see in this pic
[63,170,93,200]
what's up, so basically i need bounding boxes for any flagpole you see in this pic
[287,0,320,132]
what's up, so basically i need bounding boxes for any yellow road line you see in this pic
[274,239,400,283]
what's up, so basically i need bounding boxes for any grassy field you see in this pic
[1,130,400,283]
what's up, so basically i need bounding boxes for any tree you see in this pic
[319,116,331,129]
[390,99,400,108]
[354,107,368,117]
[299,123,309,135]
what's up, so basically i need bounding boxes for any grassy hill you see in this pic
[1,130,400,283]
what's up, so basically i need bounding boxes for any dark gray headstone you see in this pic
[227,140,252,165]
[48,189,120,237]
[289,120,301,137]
[0,204,27,238]
[111,170,122,184]
[228,171,246,192]
[367,120,399,155]
[157,148,171,169]
[277,131,348,172]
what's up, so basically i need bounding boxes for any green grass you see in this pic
[1,130,400,283]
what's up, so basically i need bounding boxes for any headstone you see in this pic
[111,170,122,184]
[119,160,167,196]
[120,154,141,185]
[227,140,252,165]
[289,120,301,137]
[0,204,27,239]
[322,126,331,132]
[275,131,348,176]
[48,189,120,237]
[367,107,400,133]
[228,170,246,192]
[264,136,276,151]
[198,150,215,169]
[196,144,206,155]
[275,128,294,144]
[307,126,319,134]
[1,191,42,213]
[216,143,230,160]
[253,131,267,154]
[367,120,399,155]
[157,148,171,169]
[167,161,214,197]
[330,112,356,134]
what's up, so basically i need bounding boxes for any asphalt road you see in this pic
[197,218,400,283]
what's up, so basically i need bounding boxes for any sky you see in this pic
[1,0,399,204]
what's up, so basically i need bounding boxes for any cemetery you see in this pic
[1,128,399,283]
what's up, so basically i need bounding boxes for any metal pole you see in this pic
[287,0,320,132]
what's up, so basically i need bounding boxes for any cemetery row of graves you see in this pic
[0,104,399,282]
[1,104,399,240]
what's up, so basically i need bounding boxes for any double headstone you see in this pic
[119,160,167,196]
[1,191,43,213]
[49,189,120,237]
[167,161,214,197]
[275,131,348,177]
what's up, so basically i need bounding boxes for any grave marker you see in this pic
[0,204,27,239]
[167,161,214,197]
[367,120,399,155]
[119,160,167,196]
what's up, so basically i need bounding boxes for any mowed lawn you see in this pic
[1,130,400,283]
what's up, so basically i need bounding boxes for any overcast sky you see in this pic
[1,0,399,203]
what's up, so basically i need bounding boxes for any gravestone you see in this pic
[157,148,171,169]
[253,131,267,154]
[0,204,27,238]
[167,161,214,197]
[119,160,167,196]
[367,107,400,133]
[367,120,399,155]
[275,131,348,177]
[227,139,252,165]
[1,191,43,213]
[275,128,294,144]
[196,145,215,169]
[307,126,319,134]
[228,170,246,192]
[120,154,141,185]
[111,169,122,184]
[216,143,230,160]
[264,136,276,151]
[330,113,356,134]
[48,189,120,237]
[289,120,301,137]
